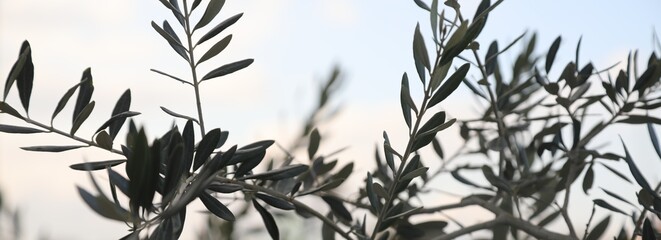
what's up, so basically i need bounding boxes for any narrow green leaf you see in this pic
[485,41,499,75]
[9,41,34,113]
[76,186,131,222]
[633,65,658,94]
[194,128,221,171]
[617,115,661,125]
[160,106,198,123]
[438,20,468,66]
[73,68,94,124]
[599,163,631,183]
[642,219,655,240]
[198,35,232,65]
[70,159,126,171]
[0,101,24,119]
[322,212,336,240]
[308,128,321,160]
[200,59,254,82]
[419,118,456,137]
[366,173,381,212]
[331,162,353,182]
[385,206,422,221]
[150,69,191,85]
[4,41,31,101]
[162,20,189,61]
[594,199,627,215]
[545,36,561,73]
[256,193,294,210]
[51,80,88,123]
[430,61,452,91]
[194,0,226,30]
[413,0,430,11]
[428,63,470,107]
[620,138,655,196]
[297,178,344,196]
[109,89,131,139]
[400,167,428,181]
[239,164,309,181]
[252,199,279,240]
[152,21,189,61]
[400,73,414,128]
[21,145,87,152]
[601,188,636,207]
[199,192,235,221]
[191,0,202,11]
[322,195,352,222]
[181,120,195,173]
[96,111,140,135]
[71,101,95,135]
[197,13,243,45]
[582,164,594,194]
[648,123,661,160]
[430,0,439,42]
[207,183,242,193]
[0,124,44,134]
[431,137,444,159]
[585,215,610,240]
[413,23,431,83]
[157,0,184,19]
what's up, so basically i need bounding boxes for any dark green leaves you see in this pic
[253,199,279,240]
[71,101,95,135]
[198,35,232,65]
[308,128,321,159]
[108,89,132,140]
[400,74,416,129]
[413,23,431,83]
[199,192,235,221]
[151,21,189,61]
[428,63,470,108]
[77,186,130,222]
[620,138,656,198]
[69,159,126,171]
[593,199,627,215]
[366,173,382,212]
[200,59,254,82]
[6,41,34,113]
[0,102,24,119]
[194,128,221,171]
[412,111,446,151]
[485,41,499,75]
[239,164,309,181]
[4,41,31,102]
[73,68,94,124]
[125,128,158,212]
[256,193,294,210]
[585,216,610,240]
[194,0,225,30]
[160,106,199,124]
[20,145,87,152]
[51,79,88,123]
[322,195,352,222]
[197,13,243,46]
[546,36,561,73]
[96,111,140,136]
[0,124,44,134]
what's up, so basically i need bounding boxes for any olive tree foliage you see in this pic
[1,0,661,239]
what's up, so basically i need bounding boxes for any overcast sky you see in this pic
[1,0,660,239]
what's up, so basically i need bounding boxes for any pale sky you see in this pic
[1,0,660,239]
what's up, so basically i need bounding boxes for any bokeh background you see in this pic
[1,0,660,239]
